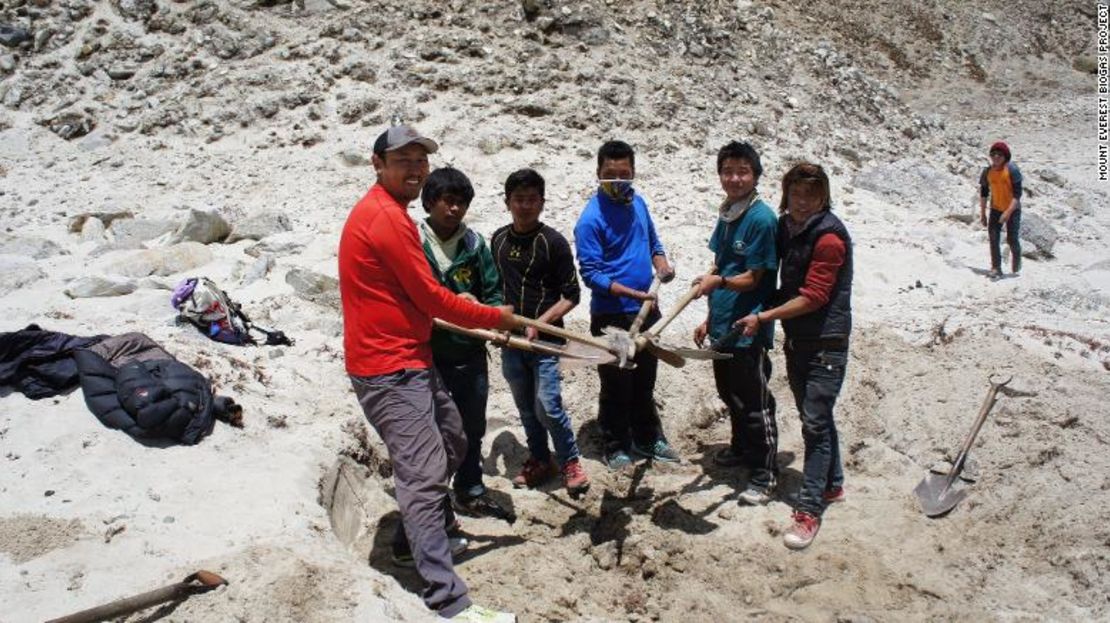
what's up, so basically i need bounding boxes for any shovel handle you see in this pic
[946,375,1011,485]
[47,571,227,623]
[643,267,716,341]
[628,275,662,339]
[512,315,615,354]
[433,319,587,360]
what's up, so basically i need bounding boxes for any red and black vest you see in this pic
[777,210,853,341]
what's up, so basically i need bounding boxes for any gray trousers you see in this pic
[350,368,471,617]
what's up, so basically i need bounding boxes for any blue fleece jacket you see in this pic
[573,191,665,314]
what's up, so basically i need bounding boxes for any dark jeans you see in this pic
[712,346,778,490]
[501,349,581,466]
[988,208,1022,273]
[590,311,664,454]
[350,368,471,618]
[784,345,847,517]
[435,350,489,499]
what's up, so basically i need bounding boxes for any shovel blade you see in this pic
[914,472,968,517]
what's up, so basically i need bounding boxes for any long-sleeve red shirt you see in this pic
[797,233,846,308]
[339,183,502,376]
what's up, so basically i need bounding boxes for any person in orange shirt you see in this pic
[978,141,1024,278]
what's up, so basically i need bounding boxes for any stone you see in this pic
[0,255,45,295]
[1072,56,1097,74]
[172,209,231,244]
[227,211,292,243]
[241,254,274,285]
[0,25,31,48]
[107,242,214,278]
[39,111,95,140]
[64,276,137,298]
[338,150,369,167]
[80,216,106,242]
[0,234,65,259]
[106,217,176,247]
[285,267,339,308]
[245,232,305,258]
[106,67,136,80]
[1020,211,1057,259]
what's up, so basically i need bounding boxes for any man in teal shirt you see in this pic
[693,141,779,505]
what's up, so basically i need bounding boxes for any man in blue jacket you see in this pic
[574,140,677,470]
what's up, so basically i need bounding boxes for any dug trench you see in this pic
[317,326,1109,622]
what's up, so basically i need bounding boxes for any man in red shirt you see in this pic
[338,124,518,623]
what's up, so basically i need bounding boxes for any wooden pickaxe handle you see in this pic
[433,319,590,360]
[636,267,716,347]
[628,275,662,339]
[47,571,227,623]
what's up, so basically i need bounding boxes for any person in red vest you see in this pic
[978,141,1024,279]
[338,124,519,623]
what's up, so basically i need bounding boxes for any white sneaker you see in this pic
[737,486,773,506]
[442,603,517,622]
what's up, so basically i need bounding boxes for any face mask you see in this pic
[599,179,634,204]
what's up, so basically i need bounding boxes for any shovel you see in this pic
[914,375,1011,517]
[47,570,228,623]
[632,271,732,365]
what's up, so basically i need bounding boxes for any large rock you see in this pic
[1020,211,1057,259]
[285,267,339,309]
[64,276,137,299]
[0,234,65,259]
[172,209,231,244]
[226,212,292,243]
[107,217,177,247]
[245,232,305,258]
[107,242,213,278]
[69,210,134,233]
[0,255,44,295]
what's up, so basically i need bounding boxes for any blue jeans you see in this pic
[434,351,489,499]
[785,346,847,517]
[988,208,1022,273]
[501,349,580,466]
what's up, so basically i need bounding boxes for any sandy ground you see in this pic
[2,2,1108,622]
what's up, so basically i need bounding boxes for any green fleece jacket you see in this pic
[419,223,503,360]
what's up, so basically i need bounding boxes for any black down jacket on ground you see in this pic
[73,349,239,445]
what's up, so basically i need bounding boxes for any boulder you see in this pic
[107,217,176,246]
[173,209,231,244]
[227,212,292,243]
[38,110,95,140]
[245,232,305,258]
[285,267,339,309]
[241,254,275,285]
[1020,211,1057,259]
[65,276,137,299]
[107,242,213,278]
[80,216,106,242]
[0,234,65,259]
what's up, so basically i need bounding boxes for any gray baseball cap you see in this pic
[372,124,439,156]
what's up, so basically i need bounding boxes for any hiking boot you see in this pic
[562,458,590,495]
[442,603,517,622]
[988,268,1002,280]
[822,486,846,504]
[631,438,681,463]
[392,534,470,568]
[737,485,773,506]
[713,447,745,467]
[605,449,634,471]
[511,457,557,489]
[455,493,515,523]
[783,511,821,550]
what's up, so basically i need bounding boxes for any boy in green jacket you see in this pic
[419,167,509,520]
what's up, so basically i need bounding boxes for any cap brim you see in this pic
[388,137,439,154]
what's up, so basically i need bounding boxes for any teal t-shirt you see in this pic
[707,199,778,350]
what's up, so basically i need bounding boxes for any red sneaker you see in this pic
[512,457,557,489]
[823,486,846,504]
[783,511,821,550]
[562,458,590,495]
